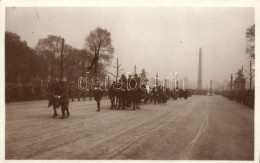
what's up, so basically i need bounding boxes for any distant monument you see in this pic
[197,47,202,90]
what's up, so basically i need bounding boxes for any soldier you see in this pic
[157,86,162,103]
[134,74,141,109]
[48,78,61,118]
[118,74,127,109]
[184,89,189,99]
[126,75,132,107]
[149,87,153,103]
[93,84,103,112]
[152,86,158,105]
[70,84,75,102]
[76,86,81,101]
[59,78,70,119]
[121,86,128,109]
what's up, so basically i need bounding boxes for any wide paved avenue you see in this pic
[6,95,254,160]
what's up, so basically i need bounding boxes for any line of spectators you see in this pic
[221,90,254,108]
[5,81,109,103]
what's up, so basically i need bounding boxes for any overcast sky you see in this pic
[5,7,254,88]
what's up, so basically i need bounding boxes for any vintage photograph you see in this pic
[4,7,255,160]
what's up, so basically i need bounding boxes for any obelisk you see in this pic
[198,47,202,90]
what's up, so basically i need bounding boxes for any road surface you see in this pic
[5,95,254,160]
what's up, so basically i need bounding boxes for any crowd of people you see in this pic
[5,81,49,102]
[6,73,194,119]
[5,80,108,103]
[107,73,191,111]
[221,90,254,108]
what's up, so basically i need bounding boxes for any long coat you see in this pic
[94,89,103,101]
[59,82,70,108]
[48,82,61,108]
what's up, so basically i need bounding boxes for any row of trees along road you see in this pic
[245,24,255,91]
[5,27,114,85]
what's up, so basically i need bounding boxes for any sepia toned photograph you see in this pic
[3,5,255,160]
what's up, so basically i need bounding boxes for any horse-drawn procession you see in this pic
[47,73,191,119]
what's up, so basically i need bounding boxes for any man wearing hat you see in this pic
[59,78,70,119]
[93,84,103,112]
[48,78,61,118]
[152,85,158,105]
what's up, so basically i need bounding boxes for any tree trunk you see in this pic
[60,38,65,80]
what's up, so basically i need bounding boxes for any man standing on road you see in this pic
[59,78,70,119]
[152,86,158,105]
[48,78,61,118]
[93,85,103,112]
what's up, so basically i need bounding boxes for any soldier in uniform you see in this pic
[152,85,158,105]
[70,84,75,102]
[93,84,103,112]
[133,74,141,109]
[118,74,127,109]
[76,86,81,101]
[126,75,132,107]
[59,78,70,119]
[48,78,61,118]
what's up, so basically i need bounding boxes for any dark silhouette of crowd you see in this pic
[5,81,49,102]
[221,90,254,108]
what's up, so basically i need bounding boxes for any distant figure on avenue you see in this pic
[59,78,70,119]
[93,85,103,112]
[152,86,158,105]
[118,74,127,109]
[130,74,141,110]
[48,78,61,118]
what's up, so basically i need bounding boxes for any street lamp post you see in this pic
[174,72,178,89]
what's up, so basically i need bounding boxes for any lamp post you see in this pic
[174,72,178,89]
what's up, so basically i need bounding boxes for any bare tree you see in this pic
[106,58,123,82]
[85,27,114,76]
[245,24,255,60]
[35,36,76,80]
[245,24,255,90]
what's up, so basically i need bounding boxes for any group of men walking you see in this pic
[48,78,70,119]
[48,77,104,118]
[47,73,190,118]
